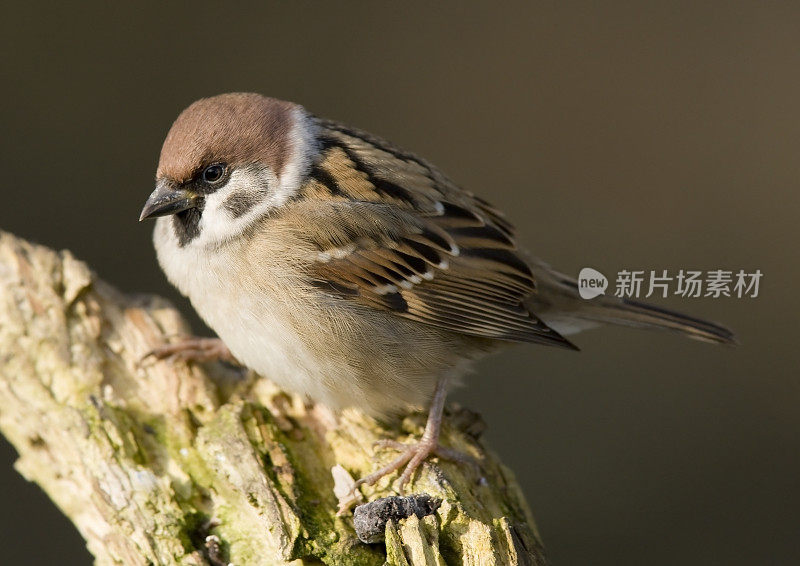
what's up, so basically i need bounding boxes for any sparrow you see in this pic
[140,93,735,493]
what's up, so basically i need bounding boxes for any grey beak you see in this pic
[139,182,198,221]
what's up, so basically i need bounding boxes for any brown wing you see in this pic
[300,119,576,349]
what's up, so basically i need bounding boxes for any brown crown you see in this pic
[157,93,297,183]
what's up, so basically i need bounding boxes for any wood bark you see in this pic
[0,231,547,565]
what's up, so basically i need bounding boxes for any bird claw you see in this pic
[357,436,477,494]
[142,337,236,365]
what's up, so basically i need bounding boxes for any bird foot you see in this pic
[354,436,475,494]
[143,337,237,364]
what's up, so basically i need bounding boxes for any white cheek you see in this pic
[195,167,278,246]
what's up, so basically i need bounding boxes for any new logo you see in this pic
[578,267,608,299]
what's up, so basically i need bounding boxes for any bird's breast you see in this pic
[151,219,477,415]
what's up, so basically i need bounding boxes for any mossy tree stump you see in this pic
[0,232,547,565]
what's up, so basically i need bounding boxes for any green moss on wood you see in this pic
[0,231,548,565]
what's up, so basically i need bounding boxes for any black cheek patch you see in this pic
[223,189,267,218]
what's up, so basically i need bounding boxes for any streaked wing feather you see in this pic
[304,120,576,349]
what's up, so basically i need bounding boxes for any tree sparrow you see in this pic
[140,93,735,492]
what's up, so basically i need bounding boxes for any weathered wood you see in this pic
[0,231,548,565]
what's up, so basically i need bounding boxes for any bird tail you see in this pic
[528,265,738,345]
[576,295,737,345]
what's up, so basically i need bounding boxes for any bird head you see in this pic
[139,93,317,247]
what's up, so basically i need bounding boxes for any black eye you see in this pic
[202,164,226,184]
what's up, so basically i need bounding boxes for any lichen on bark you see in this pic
[0,232,548,565]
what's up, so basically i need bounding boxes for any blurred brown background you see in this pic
[0,3,797,564]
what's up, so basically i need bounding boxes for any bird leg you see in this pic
[354,375,475,494]
[143,337,237,364]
